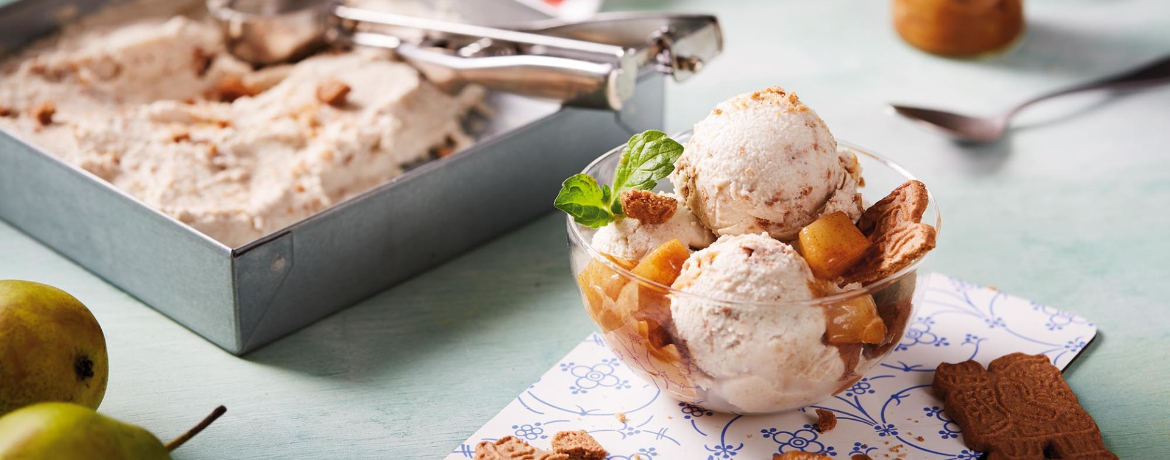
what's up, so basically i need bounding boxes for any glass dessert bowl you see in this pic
[565,133,940,415]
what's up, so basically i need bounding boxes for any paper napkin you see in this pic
[448,273,1098,460]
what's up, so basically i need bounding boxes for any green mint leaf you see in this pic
[553,174,614,228]
[611,130,685,194]
[553,130,685,227]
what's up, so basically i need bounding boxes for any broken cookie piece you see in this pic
[856,180,929,237]
[620,190,677,224]
[474,431,610,460]
[551,430,606,460]
[773,452,833,460]
[842,180,936,285]
[316,77,351,108]
[474,436,568,460]
[843,222,936,285]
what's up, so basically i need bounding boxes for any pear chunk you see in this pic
[825,294,887,344]
[795,211,871,280]
[630,239,690,286]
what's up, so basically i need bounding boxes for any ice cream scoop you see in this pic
[670,233,848,412]
[208,0,722,109]
[670,87,862,241]
[590,192,714,260]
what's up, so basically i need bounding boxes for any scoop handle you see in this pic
[335,4,636,110]
[394,43,628,110]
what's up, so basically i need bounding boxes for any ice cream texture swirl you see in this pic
[0,0,482,247]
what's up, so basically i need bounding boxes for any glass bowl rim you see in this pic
[565,130,943,308]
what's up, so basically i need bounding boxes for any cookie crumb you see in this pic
[171,128,191,143]
[431,134,457,158]
[814,408,837,433]
[0,105,14,117]
[214,76,259,102]
[32,100,55,125]
[620,190,677,224]
[614,412,627,423]
[316,77,351,107]
[192,47,213,77]
[551,430,606,460]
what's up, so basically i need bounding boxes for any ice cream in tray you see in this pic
[560,87,940,413]
[0,0,721,354]
[1,0,489,247]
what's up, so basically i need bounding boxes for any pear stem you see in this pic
[165,405,227,452]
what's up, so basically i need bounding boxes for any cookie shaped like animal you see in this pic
[933,353,1117,460]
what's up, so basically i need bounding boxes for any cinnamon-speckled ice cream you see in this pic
[669,233,851,413]
[590,192,714,260]
[0,0,481,247]
[670,87,862,241]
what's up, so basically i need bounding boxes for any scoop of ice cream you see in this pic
[669,233,847,412]
[670,87,863,241]
[590,192,715,261]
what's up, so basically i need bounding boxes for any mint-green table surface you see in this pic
[2,0,1169,458]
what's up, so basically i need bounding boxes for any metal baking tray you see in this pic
[0,0,667,354]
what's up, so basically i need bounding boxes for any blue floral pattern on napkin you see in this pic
[447,274,1098,459]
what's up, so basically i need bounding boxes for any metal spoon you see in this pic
[891,54,1170,143]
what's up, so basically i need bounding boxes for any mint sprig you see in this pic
[553,174,614,228]
[554,130,684,228]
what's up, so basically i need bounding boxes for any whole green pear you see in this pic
[0,280,108,415]
[0,402,226,459]
[0,402,169,459]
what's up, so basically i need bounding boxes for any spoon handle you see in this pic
[1010,54,1170,115]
